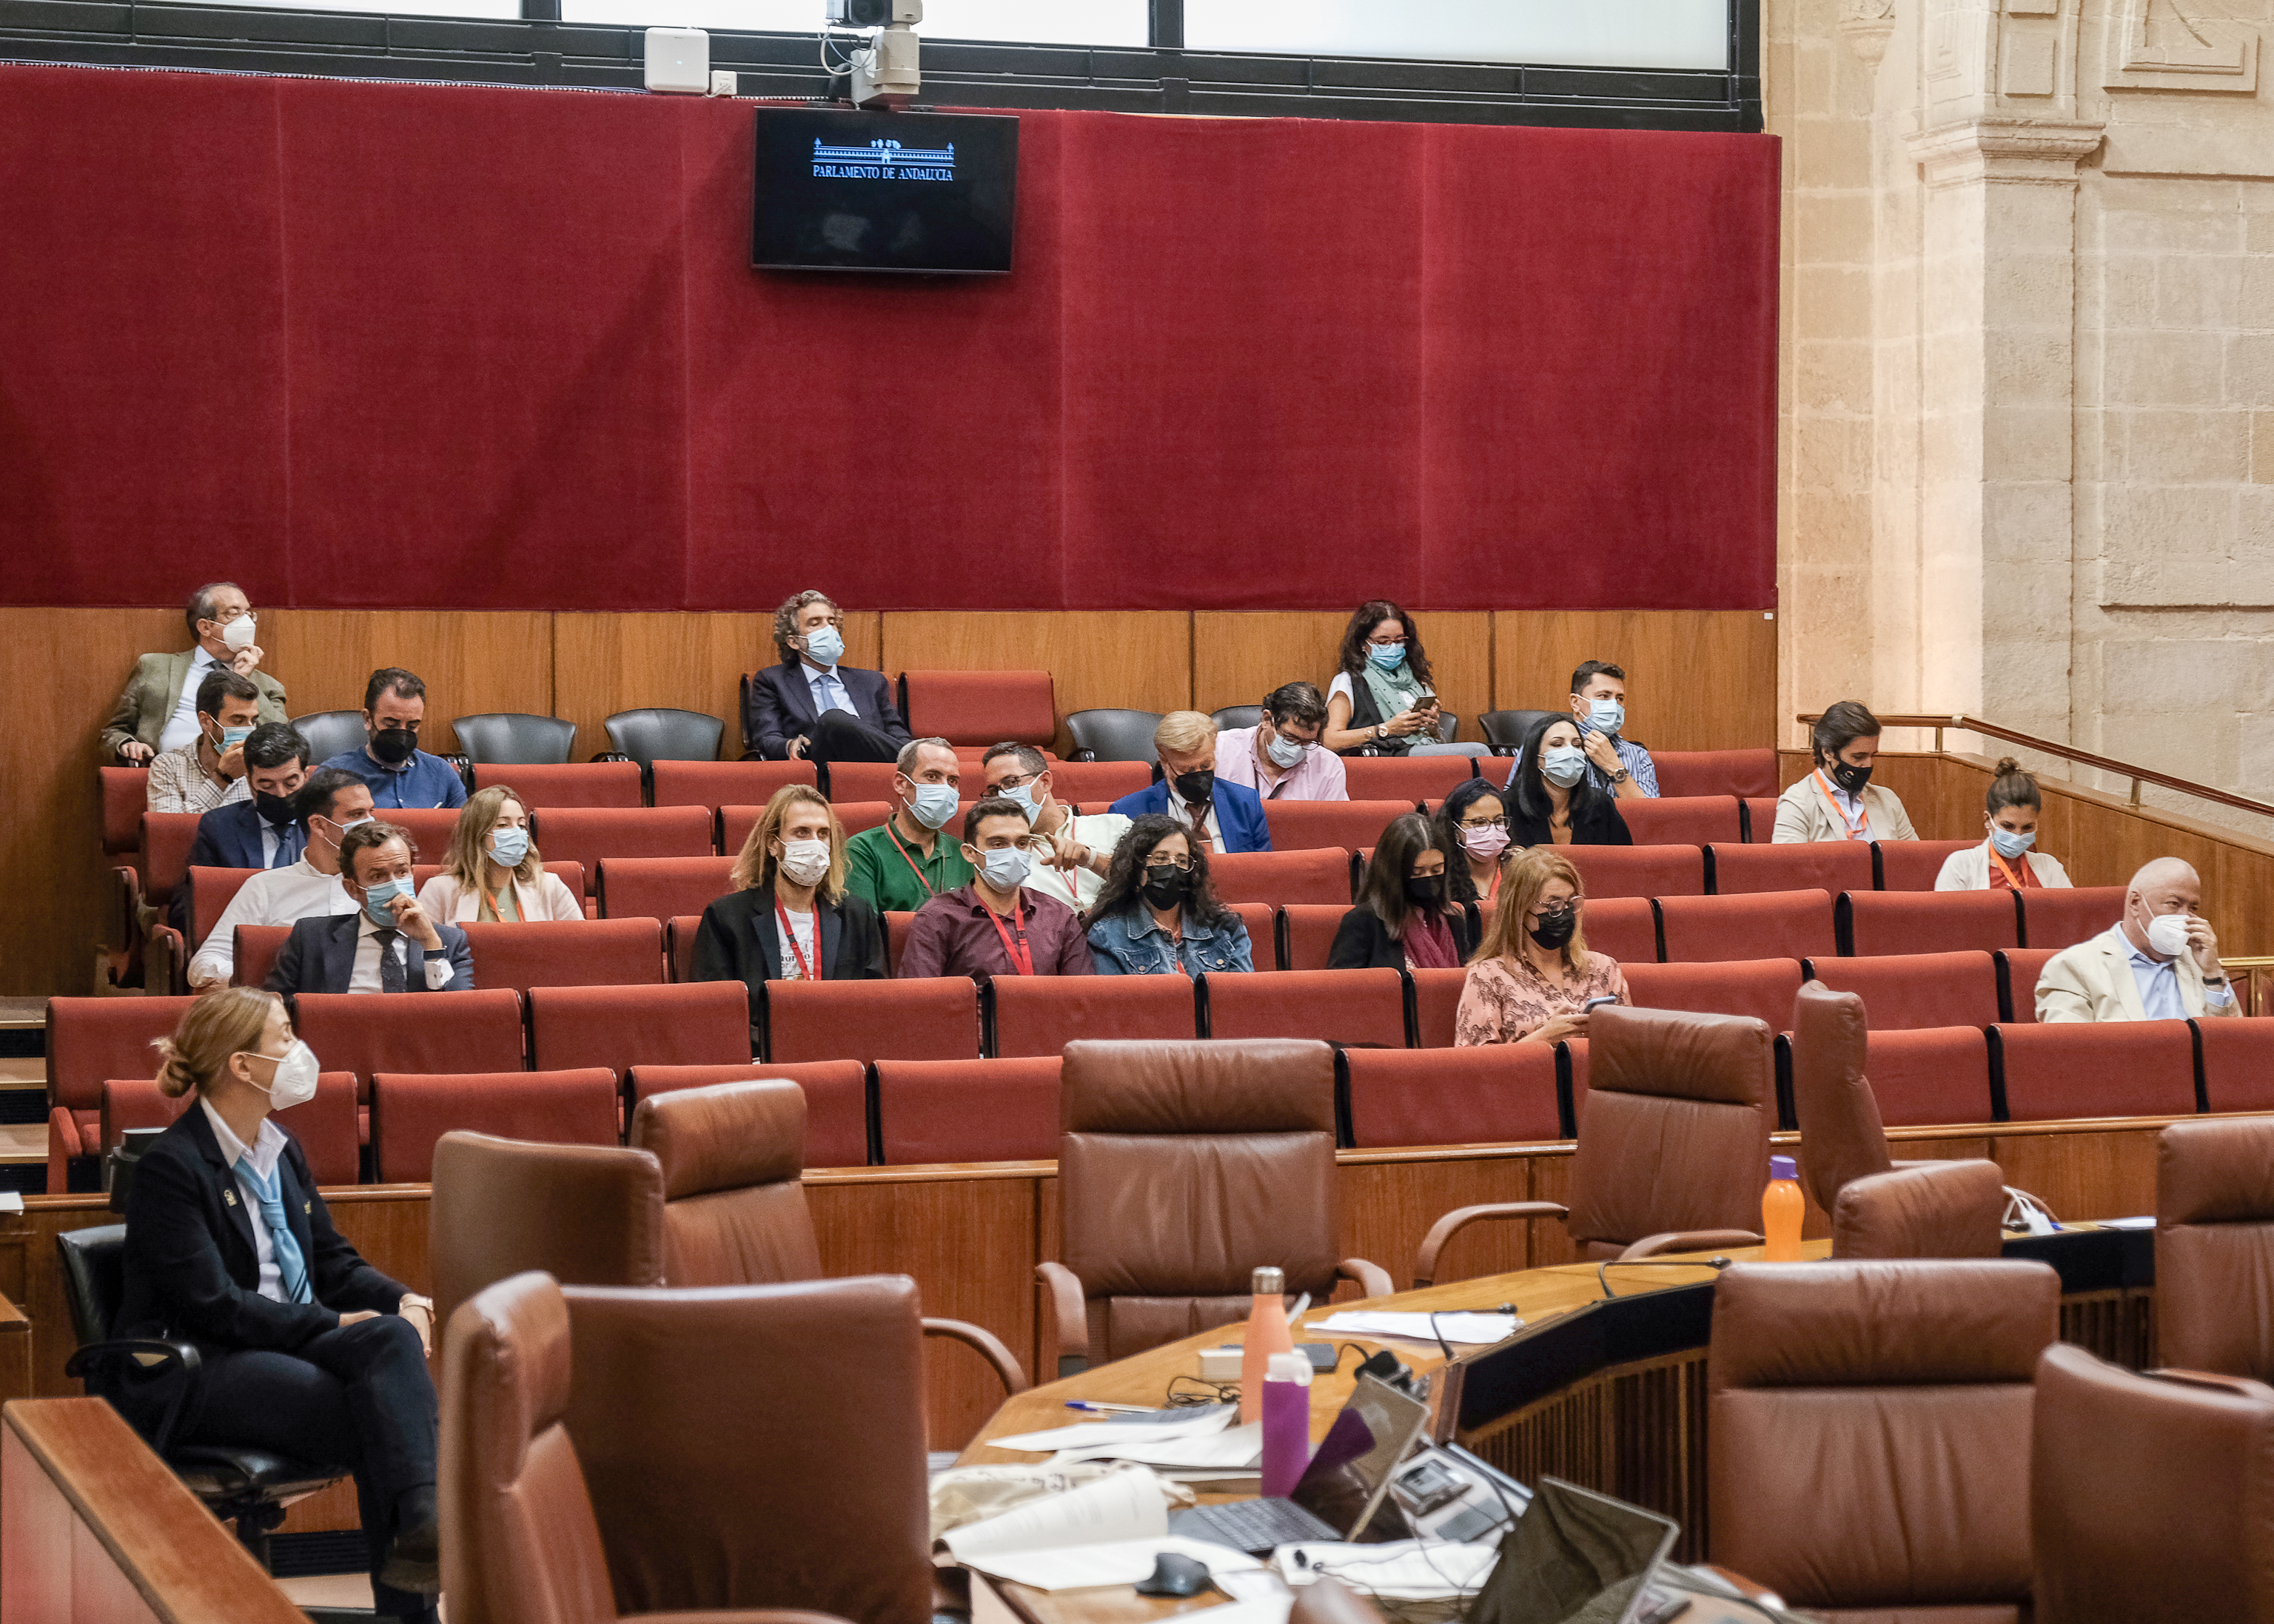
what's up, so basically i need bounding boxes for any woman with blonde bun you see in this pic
[111,989,441,1622]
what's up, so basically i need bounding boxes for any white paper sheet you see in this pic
[1053,1423,1264,1469]
[990,1406,1234,1454]
[1310,1310,1520,1345]
[2099,1215,2158,1230]
[1169,1590,1293,1624]
[965,1534,1264,1591]
[1274,1540,1501,1599]
[942,1469,1169,1568]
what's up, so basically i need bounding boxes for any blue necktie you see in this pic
[239,1155,312,1304]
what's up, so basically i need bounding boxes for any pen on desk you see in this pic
[1063,1400,1154,1414]
[1288,1292,1312,1323]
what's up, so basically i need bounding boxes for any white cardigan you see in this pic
[1933,840,2072,890]
[415,869,586,922]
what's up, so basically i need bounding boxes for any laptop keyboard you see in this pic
[1173,1498,1340,1555]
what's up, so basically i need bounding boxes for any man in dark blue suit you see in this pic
[743,590,913,764]
[170,722,312,933]
[266,822,473,996]
[1108,711,1274,855]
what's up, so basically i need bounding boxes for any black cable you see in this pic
[1594,1257,1734,1299]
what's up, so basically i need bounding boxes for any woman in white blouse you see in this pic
[414,786,583,922]
[1935,758,2073,890]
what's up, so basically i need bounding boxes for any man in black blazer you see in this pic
[743,589,913,764]
[170,722,312,932]
[266,822,474,995]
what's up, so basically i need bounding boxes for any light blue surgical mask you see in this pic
[1989,826,2035,860]
[360,876,409,928]
[489,826,530,868]
[802,625,845,668]
[1540,745,1588,788]
[1583,699,1624,736]
[999,781,1042,822]
[221,725,254,749]
[907,782,960,831]
[976,845,1033,891]
[1366,642,1407,673]
[1264,730,1307,770]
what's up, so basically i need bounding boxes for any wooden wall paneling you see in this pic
[1493,611,1777,754]
[1526,1150,1580,1269]
[258,611,553,757]
[1990,1125,2167,1223]
[551,611,810,762]
[1192,612,1492,733]
[1338,1148,1540,1290]
[880,612,1193,759]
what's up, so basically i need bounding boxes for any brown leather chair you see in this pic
[2033,1343,2274,1624]
[431,1132,665,1332]
[1831,1159,2007,1259]
[443,1269,927,1624]
[1037,1039,1394,1377]
[1789,981,1896,1213]
[1290,1578,1392,1624]
[2156,1115,2274,1378]
[1709,1258,2058,1623]
[628,1079,1027,1393]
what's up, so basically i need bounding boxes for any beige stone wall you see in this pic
[1769,0,2274,827]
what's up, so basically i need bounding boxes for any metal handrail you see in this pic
[1798,711,2274,823]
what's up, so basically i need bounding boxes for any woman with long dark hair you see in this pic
[1083,814,1253,975]
[1321,600,1443,756]
[1435,776,1513,905]
[1327,811,1480,970]
[1504,714,1633,848]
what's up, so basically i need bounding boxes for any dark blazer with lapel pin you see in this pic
[689,887,887,1048]
[743,660,913,761]
[264,913,474,996]
[115,1104,404,1356]
[168,804,309,933]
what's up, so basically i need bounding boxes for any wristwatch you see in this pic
[400,1294,435,1315]
[1609,768,1631,785]
[1374,723,1387,741]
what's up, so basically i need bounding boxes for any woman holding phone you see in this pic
[1455,847,1629,1045]
[1321,600,1442,755]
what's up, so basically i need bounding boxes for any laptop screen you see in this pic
[1287,1375,1432,1540]
[1466,1477,1681,1624]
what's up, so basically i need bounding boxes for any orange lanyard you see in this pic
[1987,845,2031,890]
[775,902,822,981]
[983,902,1036,977]
[885,821,939,898]
[482,885,513,922]
[1814,770,1870,842]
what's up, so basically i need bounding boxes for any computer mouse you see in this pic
[1134,1551,1214,1598]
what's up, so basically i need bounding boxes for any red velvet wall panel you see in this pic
[0,65,1779,611]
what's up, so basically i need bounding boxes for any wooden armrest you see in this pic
[1615,1230,1762,1262]
[922,1317,1030,1397]
[1035,1261,1090,1378]
[1337,1258,1396,1300]
[1412,1204,1569,1288]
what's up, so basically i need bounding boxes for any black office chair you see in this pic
[1479,708,1562,755]
[1065,709,1165,763]
[57,1227,349,1570]
[286,710,368,766]
[452,713,575,765]
[1210,705,1264,734]
[605,707,725,766]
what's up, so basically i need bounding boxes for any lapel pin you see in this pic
[224,1189,238,1206]
[303,1201,312,1214]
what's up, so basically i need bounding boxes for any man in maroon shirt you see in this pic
[899,799,1097,979]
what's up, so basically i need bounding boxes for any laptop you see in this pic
[1170,1374,1432,1556]
[1466,1477,1686,1624]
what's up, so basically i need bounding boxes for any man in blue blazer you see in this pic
[266,822,473,996]
[171,722,313,931]
[1108,711,1274,855]
[743,590,913,764]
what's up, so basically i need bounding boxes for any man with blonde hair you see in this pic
[1107,711,1272,854]
[2036,856,2238,1022]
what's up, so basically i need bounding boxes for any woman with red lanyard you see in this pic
[690,784,885,1053]
[1933,758,2074,890]
[1436,778,1512,907]
[1771,699,1920,844]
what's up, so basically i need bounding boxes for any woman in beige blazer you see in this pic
[413,785,583,922]
[1772,700,1919,844]
[1936,758,2073,890]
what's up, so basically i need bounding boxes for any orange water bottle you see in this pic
[1762,1155,1804,1261]
[1238,1266,1293,1423]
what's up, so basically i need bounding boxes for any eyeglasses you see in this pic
[1366,635,1406,648]
[1460,816,1509,831]
[1145,856,1195,873]
[991,771,1044,793]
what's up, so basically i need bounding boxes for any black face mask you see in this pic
[254,789,298,828]
[1829,758,1872,796]
[369,727,418,766]
[1529,906,1577,950]
[1173,768,1215,806]
[1140,865,1190,910]
[1404,875,1446,910]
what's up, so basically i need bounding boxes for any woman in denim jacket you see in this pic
[1084,814,1255,976]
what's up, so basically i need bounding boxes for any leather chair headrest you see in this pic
[1793,979,1867,1056]
[1591,1005,1772,1105]
[1712,1259,2059,1389]
[2159,1118,2274,1226]
[632,1080,805,1201]
[445,1269,573,1486]
[1062,1039,1335,1134]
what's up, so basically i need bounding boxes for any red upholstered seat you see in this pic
[764,976,978,1065]
[1229,902,1278,970]
[722,801,893,850]
[233,924,292,988]
[2020,886,2128,950]
[1802,950,2002,1031]
[1741,798,1780,843]
[1865,1026,1998,1127]
[1876,839,1980,890]
[1264,801,1419,853]
[1995,947,2063,1023]
[1201,967,1407,1049]
[100,767,147,856]
[874,1056,1061,1164]
[44,996,199,1184]
[1480,898,1660,966]
[409,861,585,905]
[884,910,916,974]
[527,982,749,1078]
[100,1073,362,1186]
[372,808,464,865]
[472,761,642,808]
[649,759,816,808]
[988,976,1200,1058]
[1838,890,2021,956]
[1623,958,1804,1030]
[1342,756,1486,802]
[1657,890,1836,964]
[900,670,1056,746]
[370,1068,620,1182]
[141,813,206,908]
[822,762,916,804]
[530,806,714,895]
[1651,749,1778,799]
[1210,848,1355,907]
[298,989,527,1083]
[668,916,700,982]
[597,856,736,922]
[1991,1021,2200,1121]
[1617,796,1744,847]
[1036,760,1155,803]
[1344,1044,1565,1148]
[1565,844,1706,900]
[1279,905,1349,972]
[625,1060,869,1167]
[459,918,664,990]
[1708,840,1874,897]
[1409,967,1468,1047]
[187,867,258,950]
[2196,1019,2274,1114]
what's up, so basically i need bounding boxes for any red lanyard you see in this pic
[885,821,938,897]
[982,900,1036,977]
[775,902,822,982]
[1814,769,1870,842]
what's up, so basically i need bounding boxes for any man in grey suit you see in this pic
[102,582,287,762]
[266,822,474,996]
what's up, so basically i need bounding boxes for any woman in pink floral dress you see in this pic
[1455,847,1629,1045]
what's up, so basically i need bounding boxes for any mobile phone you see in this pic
[1583,996,1619,1013]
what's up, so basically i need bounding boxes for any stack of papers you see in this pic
[989,1405,1234,1454]
[1311,1310,1520,1345]
[942,1469,1262,1591]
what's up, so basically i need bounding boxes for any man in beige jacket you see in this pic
[100,582,286,762]
[1773,699,1919,844]
[2036,857,2238,1022]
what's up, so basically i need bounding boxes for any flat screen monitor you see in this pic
[751,109,1019,275]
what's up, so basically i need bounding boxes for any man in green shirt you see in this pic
[842,736,975,913]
